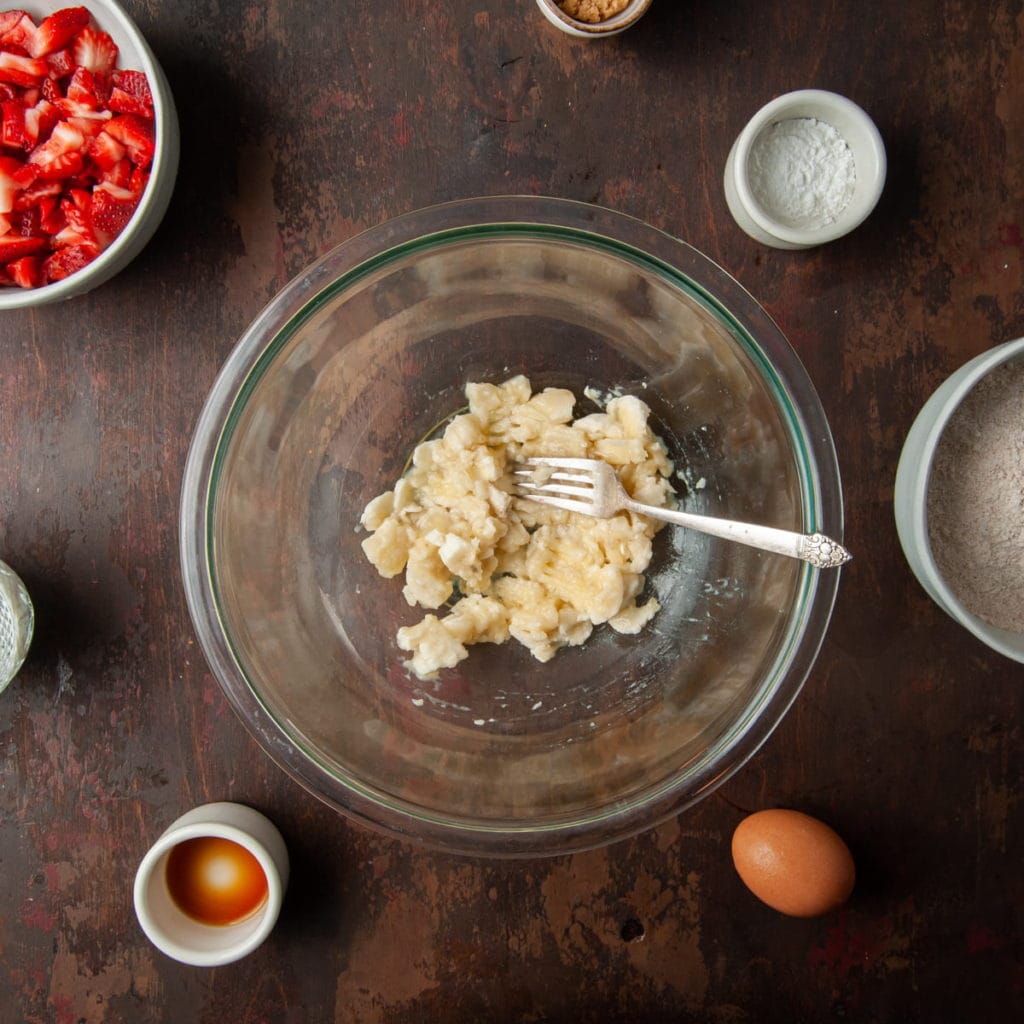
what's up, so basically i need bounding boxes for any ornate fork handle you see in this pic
[627,501,852,569]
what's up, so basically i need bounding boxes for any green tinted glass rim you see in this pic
[204,221,819,833]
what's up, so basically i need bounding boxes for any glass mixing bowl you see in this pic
[180,197,843,856]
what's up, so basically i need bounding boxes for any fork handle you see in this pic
[624,500,851,569]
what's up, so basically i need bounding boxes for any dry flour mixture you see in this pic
[927,357,1024,633]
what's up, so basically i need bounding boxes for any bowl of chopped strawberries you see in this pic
[0,0,178,306]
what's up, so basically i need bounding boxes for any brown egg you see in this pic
[731,809,855,917]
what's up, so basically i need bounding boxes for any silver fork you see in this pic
[511,457,851,569]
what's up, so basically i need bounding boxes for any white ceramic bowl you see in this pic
[0,0,179,310]
[894,337,1024,663]
[724,89,886,250]
[0,560,34,693]
[535,0,652,37]
[133,802,289,967]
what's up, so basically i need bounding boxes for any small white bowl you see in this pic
[0,560,34,694]
[535,0,652,37]
[133,802,289,967]
[724,89,886,250]
[894,337,1024,664]
[0,0,180,310]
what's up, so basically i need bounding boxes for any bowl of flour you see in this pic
[895,337,1024,663]
[724,89,887,250]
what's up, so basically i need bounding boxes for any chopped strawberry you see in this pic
[58,81,114,121]
[108,69,152,118]
[107,85,148,117]
[53,193,96,249]
[110,69,151,110]
[70,25,117,76]
[66,65,106,106]
[12,187,62,233]
[0,153,22,211]
[85,129,123,168]
[23,96,58,144]
[103,113,152,166]
[10,159,35,186]
[1,97,27,148]
[28,117,84,165]
[29,6,89,58]
[0,232,46,260]
[43,242,92,281]
[89,181,136,246]
[0,11,28,36]
[66,112,109,137]
[13,178,60,208]
[6,253,42,286]
[100,157,130,189]
[0,11,36,52]
[45,47,74,78]
[65,186,90,211]
[37,195,62,233]
[31,149,82,179]
[94,178,132,201]
[128,165,147,194]
[40,73,60,100]
[0,81,15,100]
[0,50,47,88]
[10,202,37,233]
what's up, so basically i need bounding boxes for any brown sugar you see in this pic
[559,0,630,23]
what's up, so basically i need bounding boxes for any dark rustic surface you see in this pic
[1,1,1022,1021]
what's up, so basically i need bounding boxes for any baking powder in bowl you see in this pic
[926,357,1024,634]
[747,118,857,230]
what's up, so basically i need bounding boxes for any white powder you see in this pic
[747,117,857,229]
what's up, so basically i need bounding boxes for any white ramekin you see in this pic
[723,89,886,250]
[133,802,289,967]
[535,0,652,38]
[0,560,33,693]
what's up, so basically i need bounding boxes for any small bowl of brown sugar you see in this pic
[895,337,1024,663]
[536,0,653,37]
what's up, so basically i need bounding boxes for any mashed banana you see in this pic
[359,376,674,679]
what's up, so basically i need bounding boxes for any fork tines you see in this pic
[510,457,601,515]
[512,458,596,492]
[518,457,595,470]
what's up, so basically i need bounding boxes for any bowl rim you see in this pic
[0,0,179,311]
[894,336,1024,662]
[179,195,845,856]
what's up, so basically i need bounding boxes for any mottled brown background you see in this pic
[1,1,1022,1021]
